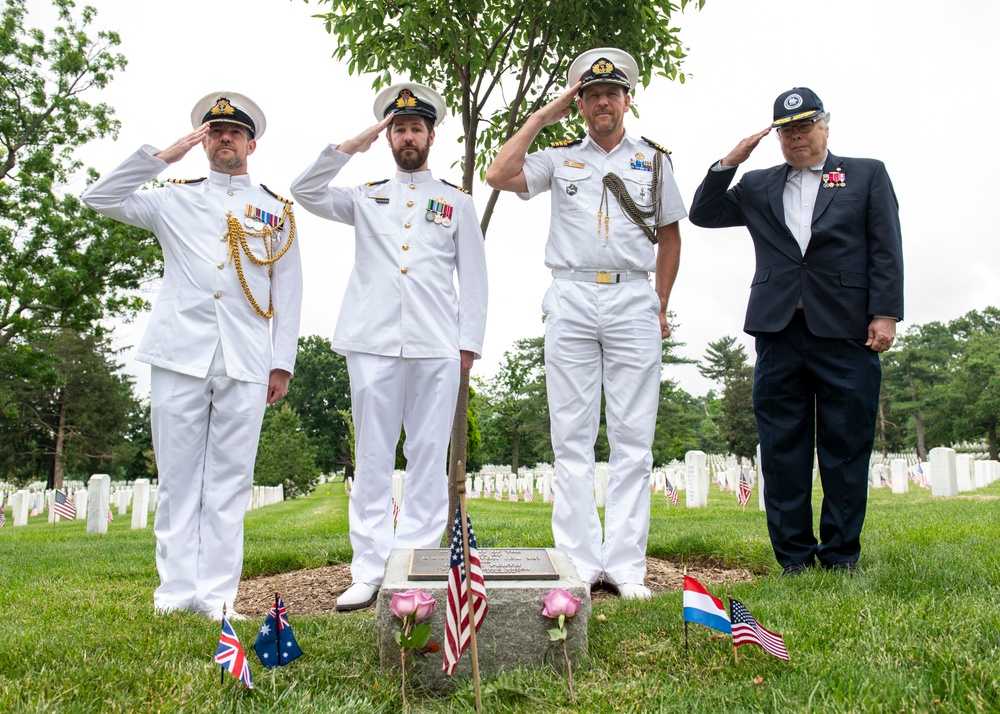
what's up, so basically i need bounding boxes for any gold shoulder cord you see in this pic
[223,205,297,319]
[598,151,662,244]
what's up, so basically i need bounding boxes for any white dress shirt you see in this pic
[291,145,488,359]
[783,153,827,255]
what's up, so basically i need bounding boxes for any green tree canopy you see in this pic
[254,404,320,498]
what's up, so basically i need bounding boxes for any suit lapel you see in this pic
[811,152,843,223]
[766,163,789,229]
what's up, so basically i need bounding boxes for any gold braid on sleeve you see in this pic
[599,151,662,244]
[223,204,296,319]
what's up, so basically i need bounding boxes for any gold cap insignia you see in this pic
[210,99,236,117]
[396,89,418,108]
[592,59,615,75]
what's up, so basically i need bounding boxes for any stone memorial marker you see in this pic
[87,474,111,534]
[685,450,708,508]
[890,458,909,494]
[954,455,974,492]
[594,464,609,508]
[75,488,89,519]
[757,444,766,511]
[131,479,150,529]
[12,490,30,527]
[929,447,958,498]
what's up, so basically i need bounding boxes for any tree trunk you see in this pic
[907,370,927,461]
[989,419,998,461]
[447,371,471,528]
[878,399,889,457]
[510,429,520,477]
[52,387,68,490]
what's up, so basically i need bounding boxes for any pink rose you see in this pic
[541,588,582,620]
[390,589,436,623]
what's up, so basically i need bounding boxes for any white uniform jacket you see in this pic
[520,132,687,270]
[291,145,487,359]
[82,146,302,384]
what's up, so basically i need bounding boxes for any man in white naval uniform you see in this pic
[82,93,302,619]
[291,82,488,611]
[487,49,686,600]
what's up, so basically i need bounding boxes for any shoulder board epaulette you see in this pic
[549,137,583,149]
[365,178,390,187]
[260,184,293,205]
[440,179,470,194]
[167,177,206,185]
[640,136,672,155]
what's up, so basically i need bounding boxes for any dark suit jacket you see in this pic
[689,151,903,340]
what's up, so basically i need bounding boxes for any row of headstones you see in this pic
[685,450,766,511]
[868,448,999,497]
[2,476,285,529]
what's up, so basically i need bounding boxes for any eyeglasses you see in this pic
[776,118,821,138]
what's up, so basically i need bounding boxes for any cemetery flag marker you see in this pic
[215,608,254,690]
[729,598,789,661]
[54,491,77,521]
[253,593,303,668]
[737,473,752,508]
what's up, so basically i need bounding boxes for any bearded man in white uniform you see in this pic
[487,49,686,600]
[291,83,488,611]
[83,93,302,619]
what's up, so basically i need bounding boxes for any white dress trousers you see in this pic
[345,352,460,585]
[150,345,267,613]
[543,278,662,585]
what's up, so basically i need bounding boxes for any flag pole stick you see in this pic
[728,588,738,664]
[221,603,226,684]
[457,459,483,712]
[275,592,280,664]
[683,566,689,656]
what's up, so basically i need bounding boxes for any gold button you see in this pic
[220,236,227,242]
[409,183,416,189]
[400,267,408,274]
[402,244,409,251]
[407,201,414,207]
[217,262,225,269]
[404,222,412,228]
[213,292,222,299]
[227,190,234,196]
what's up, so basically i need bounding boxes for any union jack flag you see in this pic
[665,478,679,506]
[737,472,752,508]
[215,614,254,689]
[443,507,488,676]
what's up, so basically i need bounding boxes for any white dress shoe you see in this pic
[617,583,653,601]
[336,582,380,611]
[203,607,247,621]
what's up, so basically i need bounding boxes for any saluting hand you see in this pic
[154,123,210,164]
[720,126,772,168]
[339,113,395,155]
[533,81,583,127]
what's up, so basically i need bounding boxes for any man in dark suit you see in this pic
[689,87,903,576]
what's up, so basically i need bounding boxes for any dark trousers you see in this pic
[753,311,881,568]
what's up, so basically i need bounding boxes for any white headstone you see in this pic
[973,460,990,489]
[929,447,958,498]
[48,490,58,523]
[954,455,974,492]
[87,474,111,534]
[12,490,30,526]
[149,485,158,511]
[890,458,909,494]
[594,464,609,508]
[684,451,708,508]
[131,479,150,529]
[757,445,766,511]
[75,488,89,519]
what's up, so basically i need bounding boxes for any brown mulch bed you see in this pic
[235,558,755,617]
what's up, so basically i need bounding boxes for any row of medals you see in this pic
[426,199,453,227]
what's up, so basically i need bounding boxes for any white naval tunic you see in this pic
[82,146,303,614]
[519,132,687,586]
[291,145,488,585]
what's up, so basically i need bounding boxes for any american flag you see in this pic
[0,503,5,528]
[729,598,789,661]
[523,489,534,503]
[54,491,76,520]
[215,613,254,689]
[493,488,503,502]
[665,478,679,506]
[915,463,930,489]
[443,507,488,676]
[508,491,518,503]
[392,498,399,524]
[737,472,752,507]
[108,507,114,523]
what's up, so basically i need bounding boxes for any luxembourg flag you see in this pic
[683,576,732,634]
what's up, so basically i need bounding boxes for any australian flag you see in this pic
[253,595,303,668]
[215,614,254,690]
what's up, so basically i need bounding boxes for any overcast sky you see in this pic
[47,0,999,398]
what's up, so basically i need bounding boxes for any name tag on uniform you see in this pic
[368,196,390,205]
[563,160,585,169]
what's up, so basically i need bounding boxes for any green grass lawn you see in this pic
[1,479,998,713]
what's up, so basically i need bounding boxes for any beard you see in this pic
[391,140,430,171]
[208,146,245,173]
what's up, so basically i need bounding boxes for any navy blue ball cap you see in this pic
[772,87,824,127]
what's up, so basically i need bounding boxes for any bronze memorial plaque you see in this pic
[408,548,559,581]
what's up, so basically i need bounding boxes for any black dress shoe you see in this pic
[780,562,811,578]
[825,561,858,575]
